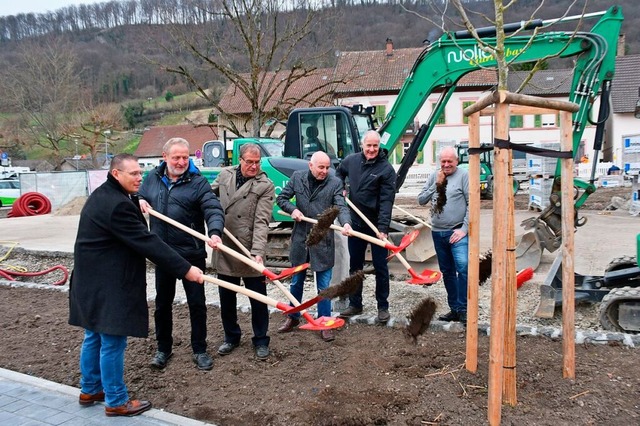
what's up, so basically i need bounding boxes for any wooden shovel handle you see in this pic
[146,208,267,274]
[223,227,312,316]
[345,198,413,270]
[393,204,432,229]
[202,274,288,311]
[278,210,389,249]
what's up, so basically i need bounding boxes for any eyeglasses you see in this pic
[117,169,143,177]
[240,158,260,167]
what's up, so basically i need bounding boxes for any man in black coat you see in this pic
[139,138,224,371]
[336,130,397,324]
[69,153,204,417]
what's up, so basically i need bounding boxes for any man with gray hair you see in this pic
[418,146,469,323]
[211,143,275,360]
[139,137,224,371]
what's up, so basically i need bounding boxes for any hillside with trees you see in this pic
[0,0,638,165]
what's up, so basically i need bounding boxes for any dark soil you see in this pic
[0,285,638,425]
[0,186,637,425]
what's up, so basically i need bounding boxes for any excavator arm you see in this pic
[378,5,623,259]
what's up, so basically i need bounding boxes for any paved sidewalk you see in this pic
[0,368,214,426]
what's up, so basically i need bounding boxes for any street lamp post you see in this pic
[104,130,111,166]
[74,139,79,170]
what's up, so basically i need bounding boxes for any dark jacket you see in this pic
[276,169,350,271]
[211,166,275,277]
[138,160,224,261]
[336,150,397,233]
[69,173,192,338]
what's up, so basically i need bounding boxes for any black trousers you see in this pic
[154,257,207,354]
[217,274,270,348]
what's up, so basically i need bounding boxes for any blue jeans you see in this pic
[288,269,332,318]
[79,329,128,408]
[432,230,468,313]
[347,223,390,310]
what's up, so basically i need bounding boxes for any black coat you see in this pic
[68,173,192,337]
[138,161,224,261]
[276,169,350,271]
[335,150,397,233]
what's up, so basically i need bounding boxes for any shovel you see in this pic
[222,228,344,331]
[345,198,441,285]
[146,208,308,281]
[278,210,420,256]
[393,204,432,229]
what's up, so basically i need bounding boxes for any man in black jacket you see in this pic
[69,153,204,417]
[336,130,397,324]
[139,138,224,371]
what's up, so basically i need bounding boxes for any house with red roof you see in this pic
[135,124,219,167]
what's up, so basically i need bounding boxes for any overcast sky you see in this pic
[0,1,101,17]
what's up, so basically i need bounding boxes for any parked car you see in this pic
[0,179,20,207]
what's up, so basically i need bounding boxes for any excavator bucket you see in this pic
[515,231,543,271]
[534,284,558,318]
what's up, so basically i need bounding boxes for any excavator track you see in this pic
[598,286,640,334]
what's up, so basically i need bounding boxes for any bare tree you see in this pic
[0,39,83,164]
[66,103,125,169]
[153,0,346,137]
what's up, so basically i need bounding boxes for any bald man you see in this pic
[418,146,469,323]
[276,151,352,342]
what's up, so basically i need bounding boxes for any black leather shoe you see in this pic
[150,351,172,369]
[192,352,213,370]
[458,311,467,324]
[217,342,239,356]
[255,345,270,360]
[277,317,300,333]
[438,311,459,322]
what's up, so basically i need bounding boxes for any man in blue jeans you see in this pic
[418,146,469,323]
[276,151,351,341]
[69,154,205,417]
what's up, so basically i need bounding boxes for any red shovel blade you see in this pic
[264,263,310,281]
[406,268,442,285]
[299,316,345,330]
[386,229,420,254]
[516,267,534,289]
[285,295,321,314]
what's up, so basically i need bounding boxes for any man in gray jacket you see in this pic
[418,146,469,323]
[211,144,275,360]
[276,151,352,341]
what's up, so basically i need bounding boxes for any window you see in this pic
[509,115,523,128]
[462,101,475,124]
[373,105,386,126]
[431,102,446,125]
[534,115,542,128]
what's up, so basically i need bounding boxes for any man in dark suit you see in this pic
[69,153,205,417]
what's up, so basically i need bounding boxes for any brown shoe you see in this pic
[105,400,152,417]
[277,317,300,333]
[79,390,105,406]
[320,329,335,342]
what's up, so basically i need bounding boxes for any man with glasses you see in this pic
[211,143,275,360]
[69,153,205,417]
[139,138,224,371]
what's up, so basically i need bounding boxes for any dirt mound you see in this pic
[54,196,87,216]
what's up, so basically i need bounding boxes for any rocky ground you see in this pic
[0,186,638,425]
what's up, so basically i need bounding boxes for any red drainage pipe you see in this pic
[8,192,52,218]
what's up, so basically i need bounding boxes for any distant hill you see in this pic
[0,0,637,113]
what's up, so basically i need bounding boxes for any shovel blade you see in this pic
[515,232,542,271]
[406,268,442,285]
[534,284,557,318]
[299,316,345,330]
